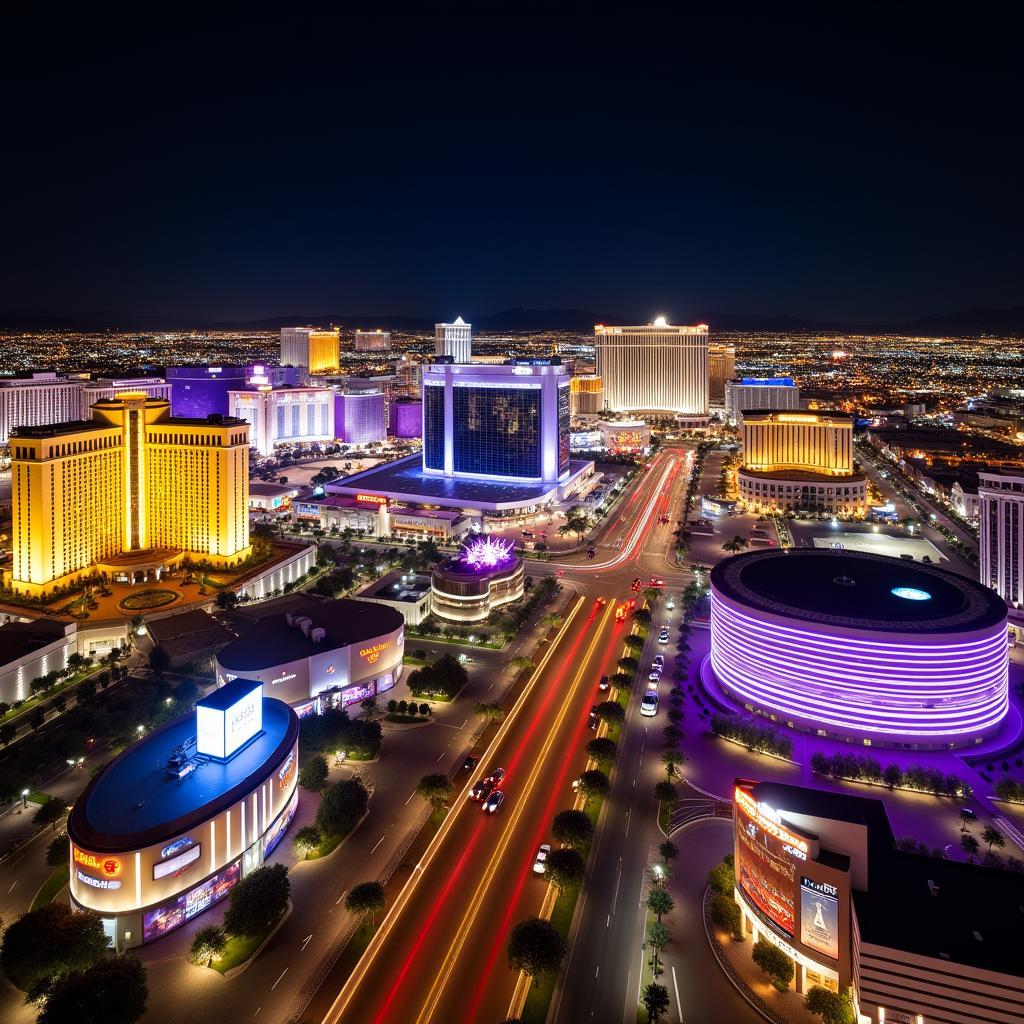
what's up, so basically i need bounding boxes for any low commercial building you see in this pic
[598,420,651,453]
[387,507,472,542]
[0,618,76,705]
[738,468,868,517]
[216,596,405,715]
[249,481,300,515]
[144,609,235,669]
[68,679,299,948]
[357,570,432,625]
[732,778,1024,1024]
[292,495,388,536]
[431,537,524,623]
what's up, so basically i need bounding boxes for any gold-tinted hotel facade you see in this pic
[9,394,251,596]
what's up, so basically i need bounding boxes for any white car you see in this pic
[658,633,669,645]
[640,691,659,717]
[649,671,661,683]
[653,655,665,668]
[533,843,552,874]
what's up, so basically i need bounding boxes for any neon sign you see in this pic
[356,493,388,506]
[278,749,296,789]
[73,848,122,877]
[76,869,121,890]
[359,642,391,665]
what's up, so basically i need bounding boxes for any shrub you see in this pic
[752,938,794,990]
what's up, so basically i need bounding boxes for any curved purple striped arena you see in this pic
[709,549,1009,749]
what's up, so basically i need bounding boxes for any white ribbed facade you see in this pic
[435,317,472,363]
[724,379,801,424]
[594,320,709,416]
[0,373,82,444]
[354,330,391,352]
[742,411,854,475]
[79,378,172,418]
[979,470,1024,615]
[229,386,335,457]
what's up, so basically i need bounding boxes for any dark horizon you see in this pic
[3,13,1022,326]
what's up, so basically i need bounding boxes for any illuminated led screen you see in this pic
[800,877,840,960]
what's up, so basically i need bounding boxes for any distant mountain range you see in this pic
[2,304,1024,336]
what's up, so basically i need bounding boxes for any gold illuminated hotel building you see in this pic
[738,410,867,517]
[8,394,251,597]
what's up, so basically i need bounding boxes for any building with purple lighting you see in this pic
[334,388,386,445]
[389,397,422,438]
[168,365,301,418]
[709,549,1008,749]
[431,536,524,622]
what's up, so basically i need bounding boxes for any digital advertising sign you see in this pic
[196,680,263,760]
[734,786,805,936]
[142,861,241,942]
[800,877,840,960]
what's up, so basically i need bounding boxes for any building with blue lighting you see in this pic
[725,376,800,425]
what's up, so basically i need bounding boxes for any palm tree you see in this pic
[722,535,748,553]
[960,833,980,863]
[982,825,1006,854]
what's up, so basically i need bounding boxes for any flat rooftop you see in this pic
[218,596,404,673]
[362,570,432,603]
[329,454,592,512]
[68,696,296,852]
[712,548,1006,634]
[249,481,297,497]
[0,619,72,664]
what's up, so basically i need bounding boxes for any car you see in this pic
[666,600,675,610]
[483,790,505,814]
[649,671,661,683]
[658,633,669,645]
[469,779,494,801]
[484,767,506,787]
[462,754,480,771]
[533,843,552,874]
[588,706,599,729]
[960,807,978,821]
[598,674,610,691]
[632,577,643,591]
[640,691,659,717]
[649,577,664,587]
[653,654,665,668]
[556,569,565,577]
[597,596,608,606]
[587,547,597,558]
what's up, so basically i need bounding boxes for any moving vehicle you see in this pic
[632,577,643,592]
[598,674,610,691]
[653,654,665,668]
[640,691,660,717]
[484,767,506,787]
[588,706,599,729]
[483,791,505,814]
[533,843,552,874]
[462,754,479,772]
[658,631,670,645]
[469,779,494,802]
[649,671,661,683]
[587,547,597,558]
[649,576,664,587]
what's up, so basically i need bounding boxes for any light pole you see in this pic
[21,788,29,809]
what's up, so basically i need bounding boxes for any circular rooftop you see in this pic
[710,549,1006,634]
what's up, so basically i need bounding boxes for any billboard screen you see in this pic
[800,877,840,960]
[142,861,241,941]
[196,681,263,759]
[734,786,807,937]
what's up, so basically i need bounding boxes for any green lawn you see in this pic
[212,924,275,974]
[31,864,69,910]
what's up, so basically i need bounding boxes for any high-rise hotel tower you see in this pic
[435,317,472,364]
[594,318,709,422]
[8,394,251,597]
[280,327,341,377]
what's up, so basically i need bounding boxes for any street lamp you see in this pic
[21,788,29,809]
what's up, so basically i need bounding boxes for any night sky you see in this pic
[3,13,1022,325]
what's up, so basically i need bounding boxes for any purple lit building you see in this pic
[334,389,386,445]
[168,364,301,417]
[389,397,422,438]
[430,536,524,622]
[708,548,1008,749]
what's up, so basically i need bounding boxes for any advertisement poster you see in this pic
[263,789,299,858]
[142,861,241,941]
[735,794,797,936]
[800,878,840,960]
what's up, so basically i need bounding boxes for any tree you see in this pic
[552,809,593,851]
[960,832,980,863]
[317,777,369,838]
[883,762,903,790]
[804,986,856,1024]
[658,840,679,867]
[0,903,107,998]
[223,863,290,937]
[622,634,644,652]
[708,855,735,896]
[148,646,170,676]
[647,921,670,973]
[34,797,68,831]
[473,701,506,724]
[660,749,684,779]
[982,825,1006,853]
[345,881,386,925]
[299,753,330,792]
[710,893,743,939]
[292,825,322,859]
[214,590,239,611]
[575,769,609,803]
[752,939,794,990]
[188,925,227,967]
[46,834,68,867]
[38,956,148,1024]
[545,848,585,891]
[594,700,625,726]
[643,982,670,1024]
[722,535,748,553]
[509,655,535,675]
[586,736,617,768]
[653,780,678,807]
[647,887,674,922]
[632,607,652,626]
[30,706,46,730]
[507,917,566,987]
[416,772,454,813]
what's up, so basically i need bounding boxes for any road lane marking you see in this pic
[271,968,288,990]
[624,808,631,838]
[672,965,683,1023]
[405,791,416,805]
[370,833,387,854]
[8,880,18,893]
[435,751,445,762]
[321,597,587,1024]
[301,933,313,951]
[335,888,348,905]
